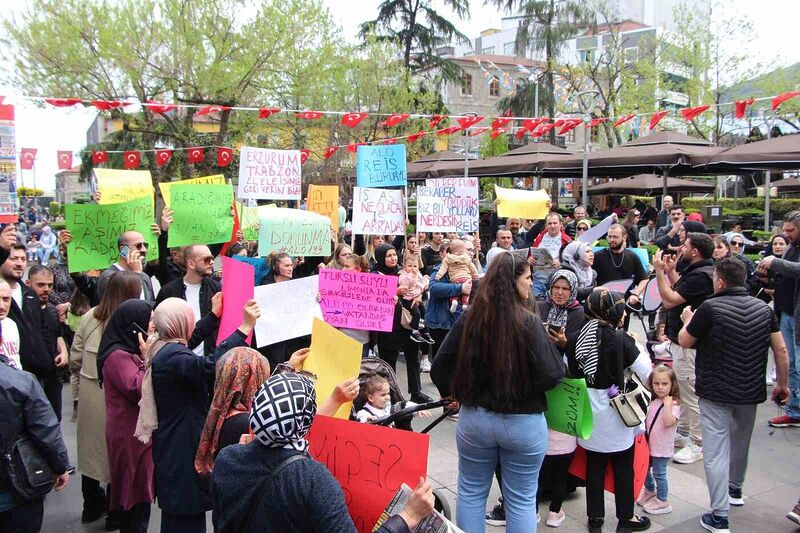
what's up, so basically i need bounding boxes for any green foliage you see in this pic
[752,230,774,241]
[682,197,800,217]
[480,135,510,158]
[17,187,44,197]
[48,202,61,215]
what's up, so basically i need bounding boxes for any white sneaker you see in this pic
[673,442,703,464]
[420,356,431,372]
[546,510,565,527]
[674,434,690,449]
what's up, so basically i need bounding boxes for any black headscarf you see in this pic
[97,299,152,386]
[585,288,626,326]
[371,244,400,276]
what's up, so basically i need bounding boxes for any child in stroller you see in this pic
[356,373,433,425]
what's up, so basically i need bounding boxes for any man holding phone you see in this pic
[95,231,156,305]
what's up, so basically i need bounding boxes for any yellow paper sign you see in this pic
[495,185,551,219]
[159,174,225,206]
[307,184,340,231]
[94,169,153,204]
[304,317,362,419]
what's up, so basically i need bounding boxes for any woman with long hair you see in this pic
[325,243,353,270]
[713,236,732,261]
[623,209,641,248]
[431,253,564,532]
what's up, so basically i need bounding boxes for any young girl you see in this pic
[638,364,681,515]
[536,430,577,527]
[356,374,430,425]
[398,254,434,345]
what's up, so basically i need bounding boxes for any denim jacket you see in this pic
[426,264,465,330]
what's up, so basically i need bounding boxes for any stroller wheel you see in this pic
[433,488,452,520]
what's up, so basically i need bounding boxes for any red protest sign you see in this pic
[307,415,429,533]
[568,434,650,496]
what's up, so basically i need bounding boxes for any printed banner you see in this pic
[352,187,405,236]
[93,169,153,204]
[257,207,331,257]
[356,145,407,188]
[159,174,224,206]
[0,105,18,223]
[545,378,593,439]
[237,146,302,200]
[307,184,340,231]
[495,185,550,219]
[64,195,157,272]
[425,177,480,233]
[168,183,234,247]
[253,275,321,347]
[415,186,457,233]
[218,256,255,345]
[318,268,398,332]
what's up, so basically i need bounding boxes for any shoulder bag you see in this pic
[241,453,308,531]
[2,434,55,500]
[609,330,652,427]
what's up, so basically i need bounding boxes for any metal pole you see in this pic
[764,112,772,232]
[582,115,589,208]
[535,82,539,119]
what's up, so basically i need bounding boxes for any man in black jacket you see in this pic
[156,244,221,355]
[679,258,789,533]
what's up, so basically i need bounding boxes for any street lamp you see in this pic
[582,114,591,208]
[564,90,601,209]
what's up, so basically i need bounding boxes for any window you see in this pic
[504,42,515,55]
[624,47,638,63]
[461,74,473,95]
[482,46,495,55]
[489,76,500,96]
[578,49,593,63]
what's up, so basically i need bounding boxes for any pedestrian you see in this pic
[592,224,649,314]
[531,213,572,298]
[623,210,641,248]
[565,205,588,239]
[426,240,472,364]
[560,241,597,302]
[434,239,479,312]
[325,243,353,270]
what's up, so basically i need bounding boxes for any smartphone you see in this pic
[131,322,149,337]
[548,324,562,335]
[120,245,130,259]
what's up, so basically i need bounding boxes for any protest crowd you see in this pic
[0,165,797,533]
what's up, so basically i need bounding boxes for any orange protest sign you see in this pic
[307,184,339,231]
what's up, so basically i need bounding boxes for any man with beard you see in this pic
[592,224,648,308]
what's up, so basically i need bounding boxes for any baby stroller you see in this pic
[353,357,456,519]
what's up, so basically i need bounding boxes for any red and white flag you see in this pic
[92,151,108,164]
[187,147,204,163]
[56,151,73,170]
[155,149,172,167]
[19,148,36,170]
[123,151,141,169]
[217,147,233,167]
[341,112,368,128]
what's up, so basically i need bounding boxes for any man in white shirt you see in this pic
[531,213,572,298]
[0,279,20,368]
[485,227,515,269]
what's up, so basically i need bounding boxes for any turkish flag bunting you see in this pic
[680,105,710,122]
[406,131,427,143]
[56,151,73,170]
[469,127,491,137]
[558,119,582,135]
[45,98,81,107]
[341,112,369,128]
[515,118,548,139]
[346,142,366,153]
[196,105,231,116]
[613,114,636,128]
[436,126,463,136]
[734,98,754,119]
[92,151,108,164]
[299,149,310,164]
[187,147,204,163]
[155,149,172,167]
[489,128,507,139]
[296,111,324,120]
[649,111,669,130]
[123,151,141,169]
[457,116,484,129]
[217,147,233,167]
[588,118,607,127]
[91,100,129,111]
[145,101,176,114]
[19,148,36,170]
[258,107,281,119]
[429,114,447,128]
[491,117,512,129]
[323,146,339,159]
[772,91,800,111]
[382,113,409,127]
[532,123,555,138]
[382,138,398,145]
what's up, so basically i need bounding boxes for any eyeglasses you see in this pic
[577,227,588,232]
[197,256,214,264]
[731,241,744,247]
[129,242,149,250]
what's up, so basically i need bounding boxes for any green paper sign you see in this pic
[168,183,234,247]
[545,377,593,439]
[65,195,158,273]
[258,207,331,257]
[237,202,260,241]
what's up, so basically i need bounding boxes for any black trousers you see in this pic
[39,375,62,422]
[400,299,422,331]
[379,335,421,396]
[585,444,635,521]
[427,328,450,363]
[161,511,205,533]
[0,497,44,533]
[120,502,150,533]
[536,452,575,514]
[81,475,107,511]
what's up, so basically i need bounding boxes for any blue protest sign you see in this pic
[356,145,407,188]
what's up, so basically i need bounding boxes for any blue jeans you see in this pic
[37,246,58,264]
[644,456,669,501]
[780,314,800,418]
[455,406,547,533]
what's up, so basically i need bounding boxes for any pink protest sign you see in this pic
[218,256,254,344]
[318,268,398,332]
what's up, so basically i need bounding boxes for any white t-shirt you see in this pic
[538,232,563,261]
[184,281,204,356]
[10,284,22,309]
[0,317,21,368]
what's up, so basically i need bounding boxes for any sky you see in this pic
[2,0,799,193]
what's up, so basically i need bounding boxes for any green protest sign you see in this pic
[237,202,260,241]
[168,183,234,247]
[65,195,158,273]
[258,207,331,257]
[545,377,593,439]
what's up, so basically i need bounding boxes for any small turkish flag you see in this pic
[91,100,129,111]
[588,118,607,128]
[123,151,141,169]
[436,126,462,136]
[491,117,512,129]
[346,142,366,153]
[382,113,409,127]
[299,149,310,164]
[217,147,233,167]
[734,98,754,119]
[155,149,172,167]
[613,114,636,128]
[429,115,447,128]
[457,116,484,129]
[45,98,81,107]
[680,105,710,122]
[92,151,108,164]
[489,128,507,139]
[196,105,231,116]
[56,151,73,170]
[20,148,36,170]
[532,123,555,138]
[145,101,176,114]
[382,138,398,145]
[772,91,800,111]
[296,111,324,120]
[558,119,582,135]
[187,147,204,163]
[341,112,368,128]
[258,107,281,119]
[323,146,339,159]
[649,111,668,130]
[469,127,491,137]
[407,131,427,143]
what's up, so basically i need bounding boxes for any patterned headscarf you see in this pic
[575,289,626,385]
[545,269,582,328]
[249,373,317,452]
[195,347,271,476]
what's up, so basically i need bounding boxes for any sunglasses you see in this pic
[577,227,588,232]
[731,241,744,247]
[197,256,214,264]
[129,242,149,250]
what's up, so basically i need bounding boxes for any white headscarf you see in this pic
[561,241,596,288]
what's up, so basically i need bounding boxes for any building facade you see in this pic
[54,165,87,204]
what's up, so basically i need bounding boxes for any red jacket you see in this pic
[532,229,573,249]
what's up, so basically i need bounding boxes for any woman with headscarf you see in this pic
[138,297,260,533]
[726,232,759,295]
[211,373,434,533]
[560,241,596,303]
[538,270,586,353]
[38,225,58,264]
[98,299,156,533]
[564,290,652,533]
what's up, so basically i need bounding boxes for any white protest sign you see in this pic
[253,275,322,347]
[351,187,405,235]
[416,186,456,232]
[578,214,615,244]
[237,146,302,200]
[425,177,480,233]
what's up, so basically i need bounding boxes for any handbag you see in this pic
[608,330,652,428]
[2,434,55,500]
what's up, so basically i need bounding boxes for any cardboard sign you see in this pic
[495,185,550,219]
[159,174,224,206]
[569,434,650,496]
[218,257,254,345]
[415,186,456,233]
[578,214,615,245]
[307,184,340,231]
[425,177,480,233]
[237,146,302,200]
[307,415,429,533]
[168,183,234,247]
[545,378,593,439]
[318,268,398,332]
[352,187,405,236]
[253,275,321,347]
[94,169,153,204]
[257,208,331,257]
[236,202,259,241]
[304,318,363,419]
[64,195,157,273]
[0,105,19,223]
[356,145,407,188]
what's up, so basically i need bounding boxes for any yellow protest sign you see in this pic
[307,184,340,231]
[304,317,362,419]
[495,185,551,219]
[94,169,153,204]
[159,174,225,206]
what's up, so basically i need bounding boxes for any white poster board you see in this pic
[425,177,480,233]
[253,275,322,347]
[351,186,405,235]
[415,186,457,232]
[237,146,302,200]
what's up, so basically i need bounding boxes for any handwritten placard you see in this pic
[159,174,224,206]
[64,195,157,273]
[308,415,429,533]
[495,185,550,219]
[257,207,331,257]
[569,434,650,496]
[318,268,398,332]
[352,187,405,236]
[545,378,593,439]
[218,257,254,345]
[93,169,153,204]
[415,186,457,233]
[307,184,340,231]
[425,177,480,233]
[237,146,302,200]
[168,183,234,247]
[356,145,407,188]
[253,275,321,347]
